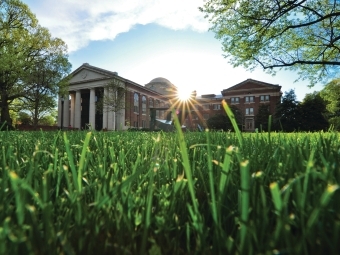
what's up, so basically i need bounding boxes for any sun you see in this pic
[177,88,192,101]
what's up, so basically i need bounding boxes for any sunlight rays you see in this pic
[164,89,206,130]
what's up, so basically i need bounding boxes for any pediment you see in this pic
[222,79,281,94]
[69,68,111,84]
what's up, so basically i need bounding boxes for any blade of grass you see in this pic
[172,109,198,214]
[270,182,283,213]
[307,184,339,230]
[239,160,250,253]
[205,130,218,226]
[8,171,24,226]
[222,100,243,149]
[78,132,92,192]
[63,132,78,191]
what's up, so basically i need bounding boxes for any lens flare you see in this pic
[177,88,192,101]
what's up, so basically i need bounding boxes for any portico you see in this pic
[57,63,126,130]
[57,63,173,131]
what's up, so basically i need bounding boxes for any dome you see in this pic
[149,77,172,86]
[145,77,177,96]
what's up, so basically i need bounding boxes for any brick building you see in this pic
[57,63,172,130]
[57,64,282,131]
[184,79,282,131]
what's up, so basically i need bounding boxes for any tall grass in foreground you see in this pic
[0,119,339,254]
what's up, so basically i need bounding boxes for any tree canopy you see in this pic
[200,0,340,85]
[273,89,300,131]
[320,78,340,130]
[273,89,329,132]
[255,104,270,131]
[299,92,329,131]
[97,78,127,114]
[320,78,340,113]
[0,0,71,127]
[206,105,242,131]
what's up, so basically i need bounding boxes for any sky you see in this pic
[23,0,325,101]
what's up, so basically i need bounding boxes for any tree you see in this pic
[0,0,70,127]
[96,78,127,130]
[21,52,71,128]
[39,110,57,126]
[18,111,32,125]
[97,78,126,113]
[230,105,243,126]
[320,78,340,130]
[19,96,56,127]
[299,92,329,131]
[255,104,270,131]
[200,0,340,85]
[207,114,230,130]
[273,89,300,131]
[206,105,242,131]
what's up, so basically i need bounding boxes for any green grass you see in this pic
[0,125,339,254]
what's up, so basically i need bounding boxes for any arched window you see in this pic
[134,93,139,113]
[149,98,154,108]
[142,96,146,114]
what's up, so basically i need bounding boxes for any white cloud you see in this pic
[28,0,209,52]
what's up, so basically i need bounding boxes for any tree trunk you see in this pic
[33,99,39,130]
[0,90,12,128]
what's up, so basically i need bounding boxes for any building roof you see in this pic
[72,63,119,77]
[222,78,281,93]
[149,77,173,85]
[196,94,223,100]
[69,63,169,99]
[145,77,177,96]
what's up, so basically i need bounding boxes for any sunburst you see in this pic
[165,89,205,129]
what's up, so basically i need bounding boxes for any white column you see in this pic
[117,109,126,130]
[63,94,70,128]
[113,112,116,130]
[115,90,125,130]
[57,96,62,127]
[70,93,75,128]
[107,89,114,130]
[108,111,114,130]
[89,88,96,129]
[74,90,81,129]
[103,87,108,129]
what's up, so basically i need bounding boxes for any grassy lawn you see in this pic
[0,126,339,254]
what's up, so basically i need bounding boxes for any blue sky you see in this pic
[23,0,325,100]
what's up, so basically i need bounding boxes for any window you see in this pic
[260,95,270,102]
[245,96,254,103]
[231,97,239,103]
[202,104,210,110]
[134,93,139,113]
[142,96,146,114]
[213,104,221,110]
[155,100,159,108]
[158,101,164,118]
[245,107,254,115]
[142,120,146,128]
[203,113,209,120]
[149,98,154,108]
[203,104,210,110]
